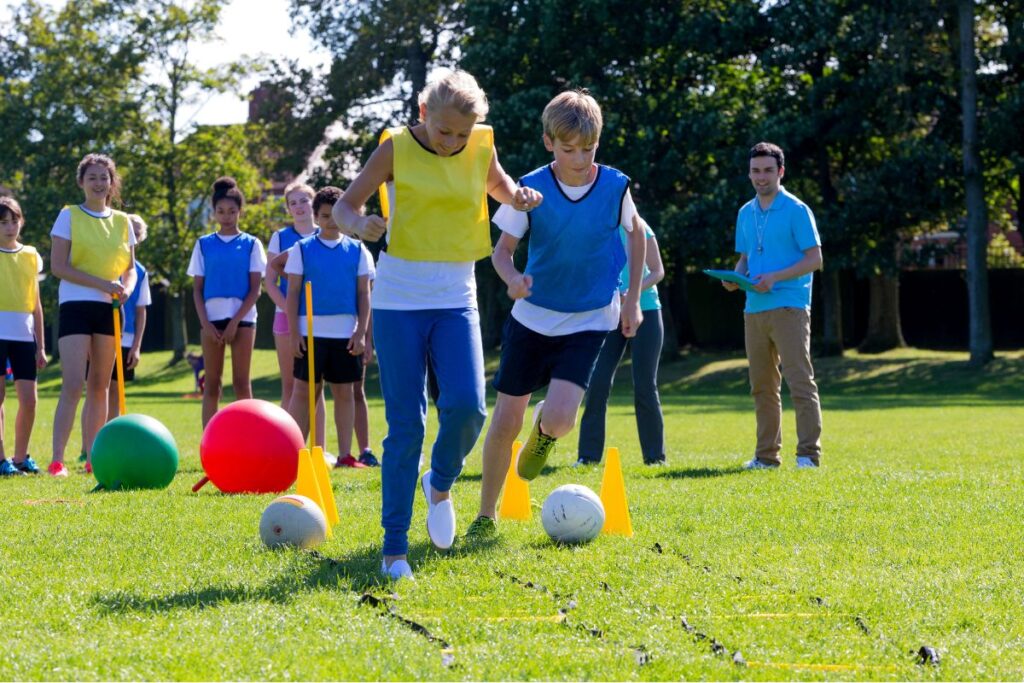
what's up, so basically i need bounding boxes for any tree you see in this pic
[959,0,993,365]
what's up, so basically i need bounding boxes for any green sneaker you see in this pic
[516,403,557,481]
[465,515,498,541]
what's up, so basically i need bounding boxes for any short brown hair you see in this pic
[0,196,24,224]
[312,186,343,214]
[749,142,785,169]
[542,90,603,146]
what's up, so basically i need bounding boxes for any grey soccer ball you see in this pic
[259,494,327,549]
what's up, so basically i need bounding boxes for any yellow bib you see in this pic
[0,246,39,313]
[68,205,131,280]
[378,125,494,262]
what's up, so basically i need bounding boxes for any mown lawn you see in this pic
[1,347,1021,680]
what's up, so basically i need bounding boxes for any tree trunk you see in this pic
[169,292,186,362]
[818,267,844,356]
[859,273,906,353]
[959,0,993,365]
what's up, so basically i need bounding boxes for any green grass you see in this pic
[1,347,1022,680]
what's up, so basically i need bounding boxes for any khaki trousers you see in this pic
[744,307,822,465]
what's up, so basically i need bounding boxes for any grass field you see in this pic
[1,347,1022,680]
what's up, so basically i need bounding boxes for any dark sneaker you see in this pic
[358,449,380,467]
[644,457,667,466]
[517,402,557,481]
[77,452,87,464]
[13,456,40,474]
[465,515,498,541]
[0,460,25,476]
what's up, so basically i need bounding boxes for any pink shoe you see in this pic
[47,461,68,477]
[84,462,93,475]
[335,454,368,469]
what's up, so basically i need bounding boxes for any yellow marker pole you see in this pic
[305,281,317,449]
[111,296,127,416]
[302,281,339,527]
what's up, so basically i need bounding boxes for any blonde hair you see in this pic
[542,90,603,146]
[128,214,148,244]
[418,70,489,122]
[284,182,315,200]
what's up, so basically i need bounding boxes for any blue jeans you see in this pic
[373,308,487,556]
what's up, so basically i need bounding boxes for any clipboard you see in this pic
[703,269,758,293]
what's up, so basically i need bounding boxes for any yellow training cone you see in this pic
[499,440,531,521]
[296,448,333,539]
[599,447,634,537]
[310,446,339,527]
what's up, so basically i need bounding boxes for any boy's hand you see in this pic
[513,186,543,211]
[357,215,387,241]
[222,319,240,344]
[291,333,306,359]
[621,301,643,338]
[752,272,778,293]
[36,349,48,369]
[721,280,739,292]
[506,273,533,300]
[126,347,141,369]
[364,341,375,366]
[348,335,365,356]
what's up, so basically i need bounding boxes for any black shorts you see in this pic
[492,316,608,396]
[293,337,363,384]
[211,319,255,331]
[59,301,115,338]
[112,346,135,382]
[0,339,37,381]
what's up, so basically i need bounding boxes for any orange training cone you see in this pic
[296,448,333,539]
[499,440,531,521]
[310,445,339,527]
[599,447,634,537]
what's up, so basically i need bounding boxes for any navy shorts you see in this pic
[0,339,37,381]
[293,337,364,385]
[492,316,608,396]
[210,319,255,331]
[59,301,115,338]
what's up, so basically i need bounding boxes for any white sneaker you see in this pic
[743,457,779,470]
[531,400,545,429]
[380,559,414,581]
[795,456,819,469]
[323,450,336,467]
[421,470,456,550]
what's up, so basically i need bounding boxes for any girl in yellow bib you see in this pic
[48,154,138,477]
[332,70,542,580]
[0,197,47,476]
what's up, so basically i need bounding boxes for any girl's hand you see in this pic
[357,215,387,241]
[291,333,306,359]
[222,319,240,344]
[513,186,543,212]
[506,273,533,300]
[620,301,644,338]
[105,280,126,298]
[36,349,48,369]
[126,347,141,370]
[202,322,224,345]
[364,341,375,366]
[348,335,365,356]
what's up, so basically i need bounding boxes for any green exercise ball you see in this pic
[92,414,179,490]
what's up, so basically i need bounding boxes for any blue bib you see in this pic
[199,233,256,300]
[122,262,147,333]
[520,165,628,312]
[274,225,318,298]
[297,236,361,316]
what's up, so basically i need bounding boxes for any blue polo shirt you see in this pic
[735,187,820,313]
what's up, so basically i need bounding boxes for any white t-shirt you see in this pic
[492,177,638,336]
[284,237,375,338]
[121,269,152,348]
[267,225,318,313]
[186,233,268,324]
[0,247,44,342]
[371,183,478,311]
[50,205,139,304]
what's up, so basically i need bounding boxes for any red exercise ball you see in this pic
[199,399,303,494]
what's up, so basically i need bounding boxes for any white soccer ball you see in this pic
[541,484,605,544]
[259,494,327,549]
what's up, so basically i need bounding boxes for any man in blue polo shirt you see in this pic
[722,142,823,469]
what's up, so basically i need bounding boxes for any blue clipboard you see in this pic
[703,269,758,293]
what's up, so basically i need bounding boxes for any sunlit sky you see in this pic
[1,0,331,126]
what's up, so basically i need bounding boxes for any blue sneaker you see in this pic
[0,460,25,476]
[13,456,40,474]
[358,449,380,467]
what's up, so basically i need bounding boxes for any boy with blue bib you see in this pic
[470,90,646,537]
[720,142,823,469]
[283,186,374,468]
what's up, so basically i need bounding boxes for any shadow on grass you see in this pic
[653,465,746,480]
[90,541,439,615]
